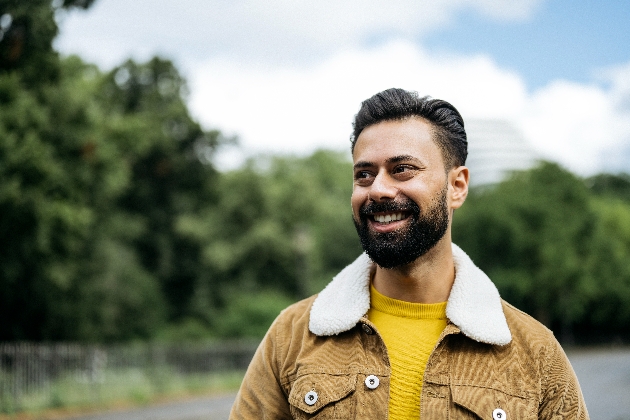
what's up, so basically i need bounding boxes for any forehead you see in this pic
[352,117,443,166]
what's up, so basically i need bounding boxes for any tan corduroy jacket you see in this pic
[230,244,588,419]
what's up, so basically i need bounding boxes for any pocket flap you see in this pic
[289,373,357,414]
[451,384,533,419]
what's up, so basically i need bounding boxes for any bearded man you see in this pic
[230,88,588,419]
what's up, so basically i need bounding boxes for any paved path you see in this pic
[568,348,630,420]
[67,348,630,420]
[67,394,236,420]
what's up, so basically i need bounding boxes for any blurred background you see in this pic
[1,0,630,418]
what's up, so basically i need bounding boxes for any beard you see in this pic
[353,187,449,269]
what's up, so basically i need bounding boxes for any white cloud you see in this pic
[189,41,630,175]
[54,0,630,175]
[517,60,630,175]
[600,61,630,111]
[188,41,526,154]
[473,0,544,20]
[520,81,622,174]
[55,0,543,70]
[595,62,630,172]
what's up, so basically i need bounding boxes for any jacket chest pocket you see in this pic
[288,373,357,419]
[450,384,536,420]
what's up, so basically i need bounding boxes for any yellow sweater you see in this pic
[367,285,447,420]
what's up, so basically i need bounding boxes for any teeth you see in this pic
[374,213,404,224]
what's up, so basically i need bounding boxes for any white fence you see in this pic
[0,341,257,413]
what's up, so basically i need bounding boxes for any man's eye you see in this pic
[394,165,413,174]
[354,171,374,185]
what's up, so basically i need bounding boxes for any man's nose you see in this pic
[368,172,398,202]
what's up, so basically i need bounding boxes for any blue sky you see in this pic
[56,0,630,174]
[422,0,630,90]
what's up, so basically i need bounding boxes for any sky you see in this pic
[54,0,630,175]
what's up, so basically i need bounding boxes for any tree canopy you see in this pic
[2,0,630,343]
[453,163,630,343]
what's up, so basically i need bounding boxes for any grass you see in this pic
[0,368,245,419]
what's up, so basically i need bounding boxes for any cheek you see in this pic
[350,190,365,217]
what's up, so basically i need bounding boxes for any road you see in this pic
[67,348,630,420]
[67,394,236,420]
[568,347,630,420]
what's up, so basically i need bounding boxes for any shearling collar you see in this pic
[309,243,512,346]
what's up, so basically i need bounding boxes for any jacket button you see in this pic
[362,324,374,335]
[365,375,380,389]
[493,408,506,420]
[305,390,318,406]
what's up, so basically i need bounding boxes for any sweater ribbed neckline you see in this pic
[370,284,447,320]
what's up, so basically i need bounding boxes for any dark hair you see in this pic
[351,88,467,168]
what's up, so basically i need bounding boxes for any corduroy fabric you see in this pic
[230,297,588,419]
[230,245,588,419]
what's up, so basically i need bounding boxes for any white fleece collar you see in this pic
[309,243,512,346]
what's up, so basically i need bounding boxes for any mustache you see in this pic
[359,198,420,217]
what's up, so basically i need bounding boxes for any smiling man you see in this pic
[230,88,588,419]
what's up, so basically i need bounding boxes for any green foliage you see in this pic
[0,0,95,85]
[0,0,363,342]
[578,196,630,338]
[98,57,223,321]
[0,52,225,341]
[0,0,59,84]
[3,0,630,343]
[0,57,111,340]
[214,290,295,338]
[454,162,630,342]
[586,172,630,201]
[179,150,362,337]
[0,6,363,340]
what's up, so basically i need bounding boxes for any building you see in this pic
[465,119,539,187]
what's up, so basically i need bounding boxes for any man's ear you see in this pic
[449,166,469,210]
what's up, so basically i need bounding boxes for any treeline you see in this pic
[454,167,630,343]
[2,0,630,344]
[0,0,360,342]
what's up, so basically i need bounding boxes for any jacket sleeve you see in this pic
[538,337,589,419]
[229,317,292,420]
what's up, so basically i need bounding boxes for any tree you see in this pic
[578,178,630,341]
[453,162,630,342]
[0,47,226,340]
[586,172,630,202]
[0,0,96,85]
[98,57,225,322]
[177,150,362,337]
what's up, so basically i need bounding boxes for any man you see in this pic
[230,88,588,419]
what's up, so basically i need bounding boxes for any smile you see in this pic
[372,212,408,224]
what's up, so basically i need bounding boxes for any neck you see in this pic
[371,237,455,304]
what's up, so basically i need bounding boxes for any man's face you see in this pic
[351,117,452,268]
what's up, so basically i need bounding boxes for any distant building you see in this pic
[465,119,539,187]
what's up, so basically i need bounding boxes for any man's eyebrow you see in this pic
[353,161,374,169]
[354,155,423,170]
[387,155,421,164]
